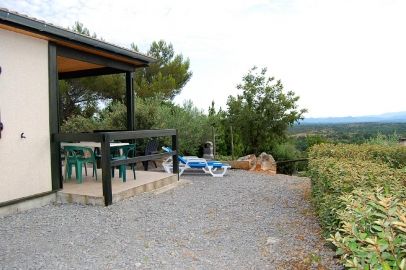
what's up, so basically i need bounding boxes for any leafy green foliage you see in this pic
[271,142,302,174]
[367,132,401,146]
[155,100,211,155]
[61,23,191,123]
[206,101,243,158]
[60,22,126,121]
[309,144,406,234]
[134,40,192,100]
[308,143,406,268]
[61,115,98,133]
[69,21,98,38]
[60,74,126,121]
[134,97,162,130]
[329,188,406,269]
[61,101,127,132]
[61,24,308,161]
[62,98,211,155]
[227,67,307,155]
[98,101,127,130]
[294,134,330,152]
[309,143,406,169]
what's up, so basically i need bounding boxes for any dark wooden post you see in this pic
[125,72,134,131]
[49,43,62,190]
[172,131,179,180]
[230,125,234,160]
[212,126,216,159]
[101,134,112,206]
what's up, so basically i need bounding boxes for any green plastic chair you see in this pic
[110,144,136,182]
[64,146,98,183]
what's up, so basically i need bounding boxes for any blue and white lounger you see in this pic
[162,147,231,177]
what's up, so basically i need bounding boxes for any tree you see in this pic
[134,40,192,99]
[155,100,210,155]
[60,23,191,126]
[59,75,125,121]
[227,67,307,155]
[207,101,237,157]
[68,22,98,38]
[60,22,125,121]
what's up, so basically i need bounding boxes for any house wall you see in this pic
[0,29,51,203]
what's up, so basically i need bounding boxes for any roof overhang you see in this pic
[0,8,155,73]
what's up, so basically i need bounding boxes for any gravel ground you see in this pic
[0,170,342,269]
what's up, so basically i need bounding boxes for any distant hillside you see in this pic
[289,122,406,144]
[301,111,406,124]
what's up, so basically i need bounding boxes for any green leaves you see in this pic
[154,100,211,155]
[135,40,192,100]
[62,24,192,122]
[331,189,406,269]
[310,143,406,269]
[309,143,406,169]
[227,67,307,155]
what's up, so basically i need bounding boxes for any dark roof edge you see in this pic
[0,8,156,65]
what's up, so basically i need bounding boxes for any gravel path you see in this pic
[0,170,342,269]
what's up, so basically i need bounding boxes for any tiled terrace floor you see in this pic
[58,168,177,205]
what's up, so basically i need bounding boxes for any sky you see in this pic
[1,0,405,117]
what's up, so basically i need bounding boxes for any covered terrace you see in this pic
[52,45,181,206]
[0,9,179,206]
[49,28,180,206]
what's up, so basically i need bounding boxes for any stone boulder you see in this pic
[238,154,257,170]
[256,152,276,173]
[228,154,257,170]
[230,153,277,174]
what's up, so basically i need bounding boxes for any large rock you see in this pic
[228,160,252,170]
[257,152,277,172]
[237,154,257,170]
[231,153,277,174]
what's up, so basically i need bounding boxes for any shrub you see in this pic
[154,100,211,156]
[272,142,302,175]
[99,101,127,130]
[310,143,406,169]
[308,156,406,234]
[329,188,406,269]
[61,99,212,156]
[61,115,99,133]
[367,132,400,146]
[134,97,162,130]
[308,143,406,268]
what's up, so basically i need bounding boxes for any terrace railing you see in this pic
[53,129,178,206]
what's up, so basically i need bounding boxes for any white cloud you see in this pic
[1,0,405,117]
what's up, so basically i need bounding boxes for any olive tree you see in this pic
[227,67,307,155]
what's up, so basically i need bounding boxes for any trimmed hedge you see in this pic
[308,143,406,269]
[309,143,406,169]
[329,188,406,269]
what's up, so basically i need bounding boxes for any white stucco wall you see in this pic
[0,29,51,203]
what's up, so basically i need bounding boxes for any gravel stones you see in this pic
[0,170,342,269]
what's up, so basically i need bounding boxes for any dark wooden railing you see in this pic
[275,158,309,164]
[53,129,178,206]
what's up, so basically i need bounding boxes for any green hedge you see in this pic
[329,188,406,269]
[309,143,406,169]
[308,143,406,269]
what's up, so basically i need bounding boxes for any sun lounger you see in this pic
[161,147,231,177]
